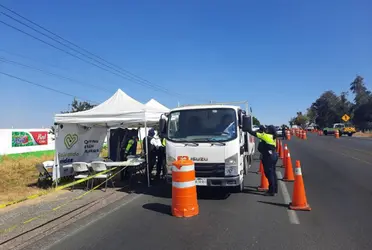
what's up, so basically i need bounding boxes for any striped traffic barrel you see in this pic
[171,156,199,218]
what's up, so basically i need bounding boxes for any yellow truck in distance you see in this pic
[323,123,356,137]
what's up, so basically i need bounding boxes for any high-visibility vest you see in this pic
[125,139,134,154]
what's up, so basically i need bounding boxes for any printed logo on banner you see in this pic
[64,134,78,149]
[12,131,48,147]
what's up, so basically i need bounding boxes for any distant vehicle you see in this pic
[306,126,315,131]
[323,123,356,136]
[275,126,283,136]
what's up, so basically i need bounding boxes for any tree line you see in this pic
[49,98,96,136]
[289,75,372,131]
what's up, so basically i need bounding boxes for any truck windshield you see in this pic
[167,108,237,142]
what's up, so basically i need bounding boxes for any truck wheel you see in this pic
[348,133,352,137]
[323,130,328,136]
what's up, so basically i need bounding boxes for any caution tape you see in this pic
[0,167,118,209]
[0,166,124,235]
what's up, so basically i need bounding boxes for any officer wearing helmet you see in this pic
[248,124,278,196]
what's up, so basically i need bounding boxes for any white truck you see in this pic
[158,102,256,192]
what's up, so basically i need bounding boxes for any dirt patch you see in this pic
[354,132,372,138]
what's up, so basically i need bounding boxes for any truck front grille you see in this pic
[194,163,225,177]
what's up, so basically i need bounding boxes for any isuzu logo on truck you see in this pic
[190,157,208,161]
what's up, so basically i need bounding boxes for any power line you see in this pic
[0,5,206,101]
[0,3,174,94]
[0,57,112,93]
[0,20,165,92]
[0,48,71,71]
[0,71,98,104]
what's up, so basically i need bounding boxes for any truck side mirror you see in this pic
[242,116,252,132]
[158,116,167,137]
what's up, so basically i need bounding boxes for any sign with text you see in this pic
[12,131,48,147]
[54,124,107,179]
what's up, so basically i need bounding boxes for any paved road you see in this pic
[24,134,372,250]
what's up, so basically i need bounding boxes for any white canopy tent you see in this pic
[55,89,164,127]
[54,89,166,187]
[145,99,170,112]
[138,99,170,138]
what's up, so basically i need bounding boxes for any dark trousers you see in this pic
[147,153,156,175]
[156,151,164,177]
[262,152,279,193]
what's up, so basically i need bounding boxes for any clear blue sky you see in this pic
[1,0,371,128]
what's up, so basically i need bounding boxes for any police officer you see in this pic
[248,124,278,196]
[282,125,286,140]
[124,135,137,159]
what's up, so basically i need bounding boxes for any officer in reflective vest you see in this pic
[248,125,278,196]
[124,135,137,159]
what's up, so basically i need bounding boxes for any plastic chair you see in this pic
[35,162,53,188]
[91,161,115,192]
[71,162,91,191]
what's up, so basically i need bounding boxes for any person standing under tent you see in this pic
[143,129,159,180]
[124,134,138,159]
[157,135,167,179]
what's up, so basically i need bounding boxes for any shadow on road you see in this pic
[142,203,171,216]
[257,200,289,208]
[243,185,266,196]
[117,177,232,201]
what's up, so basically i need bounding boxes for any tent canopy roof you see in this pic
[54,89,164,127]
[145,99,170,112]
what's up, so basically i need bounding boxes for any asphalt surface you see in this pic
[23,134,372,250]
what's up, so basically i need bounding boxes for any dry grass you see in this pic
[0,143,143,204]
[0,154,53,203]
[354,131,372,138]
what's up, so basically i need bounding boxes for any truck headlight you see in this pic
[225,153,239,176]
[166,155,176,174]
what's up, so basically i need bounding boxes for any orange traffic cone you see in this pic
[283,152,295,182]
[289,160,311,211]
[276,139,280,153]
[258,160,264,174]
[258,161,269,191]
[335,130,340,138]
[303,131,307,140]
[286,131,291,140]
[282,144,288,168]
[279,141,284,159]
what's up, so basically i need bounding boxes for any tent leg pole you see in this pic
[144,122,150,187]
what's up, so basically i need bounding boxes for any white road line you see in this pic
[276,171,300,225]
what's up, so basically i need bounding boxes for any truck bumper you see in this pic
[165,174,241,187]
